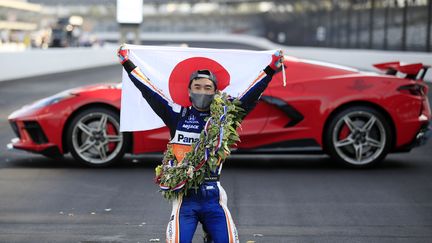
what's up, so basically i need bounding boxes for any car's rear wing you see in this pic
[373,61,430,81]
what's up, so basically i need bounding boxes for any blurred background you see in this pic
[0,0,431,52]
[1,2,432,242]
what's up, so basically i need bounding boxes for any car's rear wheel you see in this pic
[324,106,393,168]
[66,107,129,167]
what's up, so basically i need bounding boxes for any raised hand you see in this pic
[269,50,285,70]
[117,44,129,64]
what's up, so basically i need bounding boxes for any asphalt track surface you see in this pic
[1,47,432,243]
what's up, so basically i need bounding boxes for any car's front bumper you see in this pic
[8,137,63,158]
[8,119,63,158]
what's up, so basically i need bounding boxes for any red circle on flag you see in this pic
[168,57,230,107]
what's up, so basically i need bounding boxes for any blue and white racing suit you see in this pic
[122,60,275,243]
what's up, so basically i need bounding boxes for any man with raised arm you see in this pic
[118,45,284,243]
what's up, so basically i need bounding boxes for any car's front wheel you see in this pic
[324,105,393,168]
[66,107,130,167]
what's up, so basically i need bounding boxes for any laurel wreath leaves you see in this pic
[154,91,245,200]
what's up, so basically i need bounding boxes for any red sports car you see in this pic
[8,58,431,167]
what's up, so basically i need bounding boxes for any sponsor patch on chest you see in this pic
[185,114,200,124]
[171,131,200,145]
[182,124,199,129]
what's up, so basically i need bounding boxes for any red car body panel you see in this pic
[9,84,122,154]
[8,58,431,157]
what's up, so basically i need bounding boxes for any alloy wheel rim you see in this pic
[332,111,386,165]
[72,112,123,164]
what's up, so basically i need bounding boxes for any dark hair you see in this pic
[188,69,217,90]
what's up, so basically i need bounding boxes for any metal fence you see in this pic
[264,0,432,52]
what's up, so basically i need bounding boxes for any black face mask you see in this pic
[189,92,214,110]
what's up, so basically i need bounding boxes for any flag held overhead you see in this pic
[120,44,279,132]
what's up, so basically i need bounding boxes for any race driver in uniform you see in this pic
[117,45,284,243]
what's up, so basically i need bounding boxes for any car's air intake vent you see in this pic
[23,121,48,144]
[10,121,21,139]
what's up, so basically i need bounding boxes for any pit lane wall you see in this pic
[0,33,431,82]
[0,46,118,82]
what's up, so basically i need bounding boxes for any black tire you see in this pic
[323,105,393,168]
[66,107,130,167]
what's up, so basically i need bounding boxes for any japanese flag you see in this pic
[120,44,274,132]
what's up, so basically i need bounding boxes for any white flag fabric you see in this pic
[120,44,274,132]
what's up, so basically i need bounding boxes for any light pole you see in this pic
[116,0,143,45]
